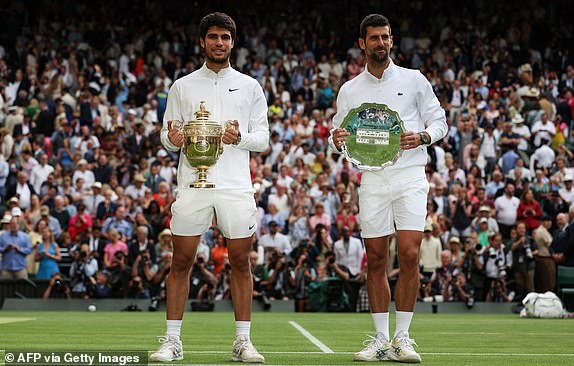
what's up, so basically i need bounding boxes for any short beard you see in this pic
[369,50,389,66]
[206,52,230,65]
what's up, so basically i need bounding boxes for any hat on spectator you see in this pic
[157,149,168,158]
[477,100,488,110]
[92,182,103,189]
[134,174,146,183]
[564,173,573,182]
[511,114,524,124]
[449,236,461,244]
[8,106,18,112]
[524,88,540,98]
[11,207,22,217]
[479,217,488,224]
[1,215,12,224]
[78,159,88,165]
[8,197,19,204]
[134,119,144,126]
[158,228,172,240]
[518,63,533,74]
[40,205,50,216]
[88,82,101,93]
[424,223,433,232]
[479,205,491,213]
[128,108,137,116]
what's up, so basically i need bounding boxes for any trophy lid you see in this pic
[194,101,211,121]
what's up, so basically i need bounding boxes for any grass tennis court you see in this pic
[1,312,573,365]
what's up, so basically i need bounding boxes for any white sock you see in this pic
[394,311,414,338]
[236,321,251,340]
[371,312,390,340]
[166,320,182,338]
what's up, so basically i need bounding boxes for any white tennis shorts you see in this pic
[170,188,257,239]
[359,176,429,238]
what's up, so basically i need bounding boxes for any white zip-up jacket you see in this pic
[331,60,447,183]
[161,64,269,191]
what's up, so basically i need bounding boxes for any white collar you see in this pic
[199,63,234,78]
[363,59,396,82]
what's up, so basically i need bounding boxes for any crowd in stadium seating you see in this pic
[0,1,573,311]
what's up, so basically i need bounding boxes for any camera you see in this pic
[524,243,534,259]
[54,278,63,288]
[488,247,496,259]
[474,243,483,252]
[225,263,232,271]
[466,290,475,309]
[149,296,160,312]
[80,251,87,259]
[495,258,507,278]
[197,256,205,265]
[328,257,335,265]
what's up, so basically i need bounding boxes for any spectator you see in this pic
[34,227,61,280]
[517,189,542,232]
[259,221,291,256]
[210,234,229,277]
[0,216,33,279]
[103,229,128,269]
[419,224,442,278]
[333,227,364,278]
[494,183,520,239]
[533,215,556,292]
[101,206,132,241]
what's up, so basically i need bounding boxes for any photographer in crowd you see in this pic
[458,236,486,301]
[484,233,514,302]
[511,222,538,301]
[129,249,156,299]
[444,273,474,304]
[69,243,99,298]
[189,253,217,301]
[250,250,272,311]
[43,272,71,299]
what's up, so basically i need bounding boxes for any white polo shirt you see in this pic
[331,60,447,183]
[161,64,269,191]
[494,194,520,226]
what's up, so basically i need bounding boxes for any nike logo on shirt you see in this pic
[229,88,240,92]
[248,224,255,230]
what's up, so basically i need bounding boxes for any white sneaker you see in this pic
[149,335,184,362]
[232,336,265,363]
[353,333,392,361]
[388,331,421,363]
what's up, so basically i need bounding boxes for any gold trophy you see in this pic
[174,101,233,188]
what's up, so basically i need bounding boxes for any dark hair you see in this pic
[199,12,236,41]
[360,14,391,39]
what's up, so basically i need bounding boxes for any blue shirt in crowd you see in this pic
[0,230,33,271]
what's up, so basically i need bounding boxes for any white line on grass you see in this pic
[182,351,574,357]
[288,321,334,353]
[3,350,573,358]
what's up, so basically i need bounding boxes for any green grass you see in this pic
[1,312,573,365]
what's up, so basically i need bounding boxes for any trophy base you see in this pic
[191,181,215,189]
